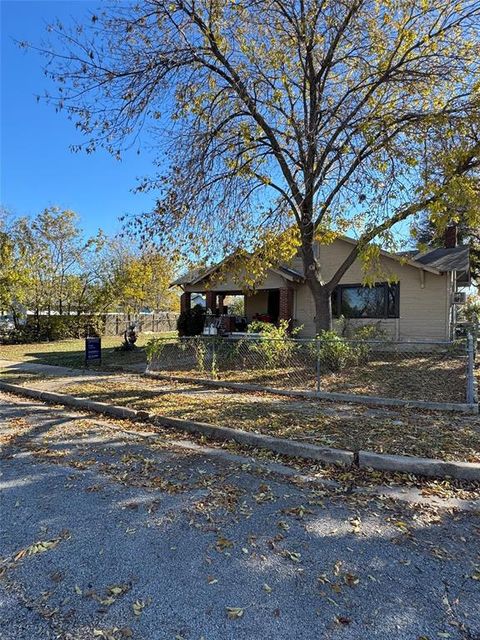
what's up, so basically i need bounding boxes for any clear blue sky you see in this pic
[1,0,159,238]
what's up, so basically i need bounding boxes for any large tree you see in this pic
[40,0,480,330]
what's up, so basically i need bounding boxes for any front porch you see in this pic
[180,287,295,334]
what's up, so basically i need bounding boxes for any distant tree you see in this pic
[107,243,179,314]
[40,1,480,330]
[0,209,31,322]
[6,208,105,325]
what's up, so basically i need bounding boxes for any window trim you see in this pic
[332,282,400,319]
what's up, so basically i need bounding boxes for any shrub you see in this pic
[314,331,356,372]
[310,328,383,373]
[246,319,302,368]
[0,315,105,344]
[177,304,206,336]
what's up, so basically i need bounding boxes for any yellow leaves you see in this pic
[226,606,244,619]
[283,550,302,563]
[314,227,339,246]
[471,566,480,581]
[132,599,147,616]
[349,516,362,534]
[14,537,61,561]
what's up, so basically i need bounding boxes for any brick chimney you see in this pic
[444,224,458,248]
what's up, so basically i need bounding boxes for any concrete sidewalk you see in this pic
[1,393,480,640]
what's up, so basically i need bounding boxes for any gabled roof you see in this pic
[410,245,470,273]
[171,261,304,287]
[171,235,470,288]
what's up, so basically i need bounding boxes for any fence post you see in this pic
[211,336,217,379]
[316,337,321,392]
[466,333,477,405]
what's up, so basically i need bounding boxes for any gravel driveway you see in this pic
[0,392,479,640]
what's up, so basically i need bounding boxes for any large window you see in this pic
[332,282,399,319]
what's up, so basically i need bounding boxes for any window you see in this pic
[331,282,399,319]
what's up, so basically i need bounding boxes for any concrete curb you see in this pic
[1,380,479,481]
[358,451,480,481]
[145,371,479,414]
[150,415,354,466]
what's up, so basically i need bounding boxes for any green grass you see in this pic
[0,332,176,372]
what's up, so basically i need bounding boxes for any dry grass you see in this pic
[60,378,480,463]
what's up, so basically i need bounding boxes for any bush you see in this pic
[314,331,357,372]
[246,319,302,368]
[177,304,206,336]
[0,315,105,344]
[312,328,382,372]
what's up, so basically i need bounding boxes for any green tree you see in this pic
[7,208,106,328]
[108,243,179,314]
[41,0,480,330]
[0,209,32,324]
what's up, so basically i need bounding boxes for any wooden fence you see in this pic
[103,312,179,336]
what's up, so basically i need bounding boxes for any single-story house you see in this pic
[173,227,471,341]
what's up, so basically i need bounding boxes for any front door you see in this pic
[267,289,280,322]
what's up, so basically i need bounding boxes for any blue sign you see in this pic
[85,337,101,364]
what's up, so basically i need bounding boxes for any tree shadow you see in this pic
[1,418,478,640]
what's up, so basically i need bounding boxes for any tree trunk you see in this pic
[300,221,333,334]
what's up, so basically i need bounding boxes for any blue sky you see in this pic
[1,0,159,238]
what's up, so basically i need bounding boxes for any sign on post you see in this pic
[85,336,101,367]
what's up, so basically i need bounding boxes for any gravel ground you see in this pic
[0,393,479,640]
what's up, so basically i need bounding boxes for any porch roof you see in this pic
[171,262,304,288]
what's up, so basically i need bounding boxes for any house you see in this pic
[173,227,471,341]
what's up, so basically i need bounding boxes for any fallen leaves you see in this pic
[226,606,244,620]
[93,628,132,640]
[12,530,70,564]
[132,599,147,616]
[14,539,60,560]
[216,536,234,552]
[282,550,301,563]
[282,505,313,519]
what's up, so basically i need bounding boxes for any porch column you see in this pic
[278,288,294,327]
[180,291,191,313]
[218,294,226,314]
[205,290,217,313]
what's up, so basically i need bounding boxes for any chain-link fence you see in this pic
[147,335,476,406]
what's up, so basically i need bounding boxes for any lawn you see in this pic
[0,332,175,372]
[59,377,480,463]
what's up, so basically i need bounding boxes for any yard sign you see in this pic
[85,336,101,366]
